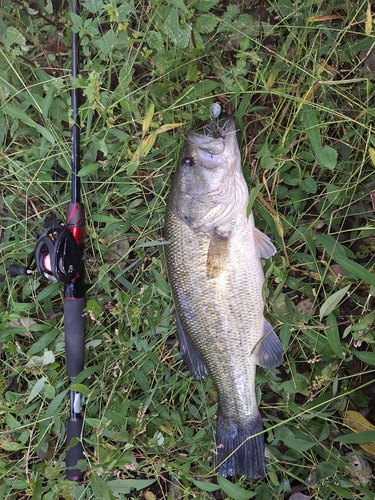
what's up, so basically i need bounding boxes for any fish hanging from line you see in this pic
[164,106,283,478]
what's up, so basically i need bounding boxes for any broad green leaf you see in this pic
[247,184,264,215]
[70,12,83,32]
[152,268,169,294]
[77,162,100,177]
[315,460,337,482]
[352,349,375,366]
[280,373,309,395]
[196,13,219,34]
[316,145,338,171]
[316,234,375,287]
[41,84,56,121]
[191,479,221,492]
[329,485,356,499]
[85,417,102,429]
[34,123,56,144]
[3,27,28,55]
[26,350,55,368]
[281,434,316,452]
[85,298,102,319]
[82,0,104,13]
[2,103,55,144]
[27,377,47,403]
[27,328,59,356]
[133,369,150,392]
[45,390,69,418]
[336,430,375,444]
[217,476,256,499]
[344,309,375,338]
[325,313,344,358]
[91,214,119,222]
[301,107,337,170]
[69,383,90,396]
[319,285,351,320]
[90,472,113,500]
[301,177,317,193]
[301,107,321,153]
[0,441,25,452]
[5,413,19,430]
[71,365,102,384]
[165,8,192,49]
[37,282,60,302]
[108,479,156,494]
[2,103,38,127]
[165,0,189,13]
[316,234,348,258]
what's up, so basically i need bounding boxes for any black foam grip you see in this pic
[64,297,85,378]
[66,417,84,481]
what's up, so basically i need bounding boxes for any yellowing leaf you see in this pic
[365,0,372,36]
[343,410,375,432]
[132,133,157,166]
[142,103,155,139]
[343,410,375,454]
[369,147,375,167]
[154,122,184,134]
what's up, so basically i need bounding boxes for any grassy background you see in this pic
[1,0,375,498]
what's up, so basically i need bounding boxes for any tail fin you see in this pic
[216,412,265,478]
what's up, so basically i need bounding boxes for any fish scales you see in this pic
[164,117,283,478]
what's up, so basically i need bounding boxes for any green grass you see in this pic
[1,0,375,498]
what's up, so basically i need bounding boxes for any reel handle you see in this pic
[8,264,33,276]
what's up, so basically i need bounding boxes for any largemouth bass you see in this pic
[164,117,283,478]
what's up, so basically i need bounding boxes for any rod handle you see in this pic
[64,297,85,378]
[66,417,84,481]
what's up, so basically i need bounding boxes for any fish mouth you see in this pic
[186,118,237,169]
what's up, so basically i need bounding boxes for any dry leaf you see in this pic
[343,410,375,454]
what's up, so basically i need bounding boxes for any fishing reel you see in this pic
[9,219,81,284]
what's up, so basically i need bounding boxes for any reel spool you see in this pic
[34,220,81,283]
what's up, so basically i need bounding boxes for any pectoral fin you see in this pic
[206,231,229,279]
[254,319,283,369]
[176,315,209,380]
[253,227,276,259]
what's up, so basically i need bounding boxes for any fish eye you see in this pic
[181,157,194,168]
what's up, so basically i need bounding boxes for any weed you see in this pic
[1,0,375,498]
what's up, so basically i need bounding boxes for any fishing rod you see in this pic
[9,0,86,481]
